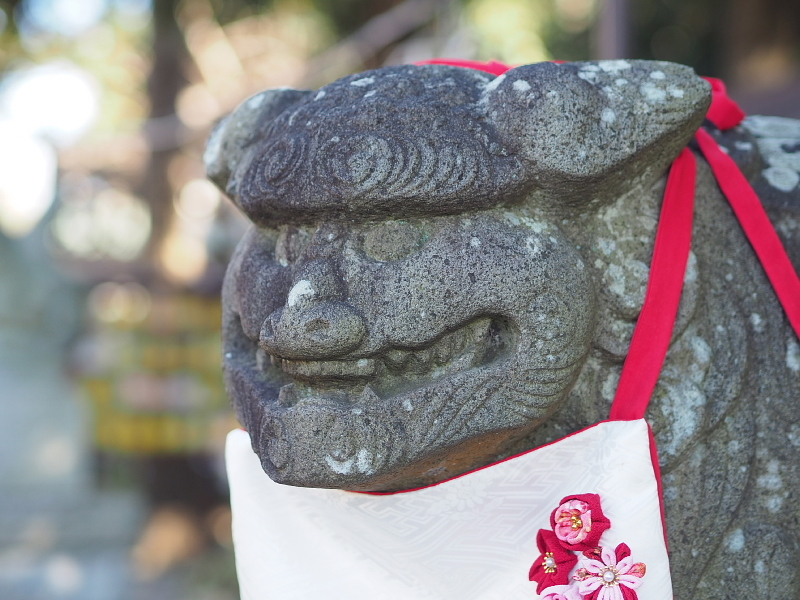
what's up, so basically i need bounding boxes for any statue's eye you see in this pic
[363,221,425,262]
[274,226,312,266]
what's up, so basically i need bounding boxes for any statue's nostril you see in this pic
[304,318,331,333]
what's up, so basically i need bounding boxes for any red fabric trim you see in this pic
[702,77,745,131]
[609,148,697,421]
[353,418,620,496]
[414,58,511,75]
[695,128,800,339]
[647,424,669,553]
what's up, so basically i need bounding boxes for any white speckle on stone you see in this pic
[470,237,481,248]
[203,121,225,168]
[659,378,706,457]
[601,370,619,401]
[743,115,800,139]
[357,359,370,368]
[350,77,374,87]
[754,560,766,574]
[363,90,376,98]
[650,70,666,80]
[726,529,745,552]
[606,263,627,296]
[788,424,800,446]
[601,107,616,123]
[581,64,600,71]
[598,60,630,73]
[483,74,506,94]
[314,90,326,100]
[327,232,335,241]
[546,90,559,100]
[513,79,531,92]
[577,71,597,82]
[667,86,685,98]
[640,82,666,103]
[225,352,232,359]
[757,461,783,491]
[766,495,785,513]
[685,252,698,283]
[597,238,616,255]
[503,211,521,225]
[615,78,628,86]
[750,313,764,332]
[735,141,753,151]
[420,310,426,318]
[325,455,354,474]
[403,398,414,412]
[691,336,711,364]
[356,449,374,474]
[727,440,740,454]
[594,258,604,269]
[525,237,540,254]
[351,407,363,415]
[763,166,799,192]
[718,145,730,154]
[725,273,733,281]
[246,93,266,109]
[787,338,800,371]
[549,236,558,244]
[287,280,315,307]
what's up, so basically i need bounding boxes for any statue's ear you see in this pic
[204,88,311,198]
[485,60,711,207]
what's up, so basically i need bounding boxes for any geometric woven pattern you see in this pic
[226,419,671,600]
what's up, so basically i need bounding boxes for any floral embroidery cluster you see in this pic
[529,493,646,600]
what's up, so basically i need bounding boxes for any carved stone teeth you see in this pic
[433,335,454,365]
[256,348,268,371]
[277,383,299,407]
[359,384,381,403]
[417,346,434,368]
[384,348,412,370]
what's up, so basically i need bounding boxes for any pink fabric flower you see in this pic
[573,543,646,600]
[550,493,611,551]
[529,529,578,593]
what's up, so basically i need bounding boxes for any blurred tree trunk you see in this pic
[139,0,190,267]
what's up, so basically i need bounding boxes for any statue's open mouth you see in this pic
[258,316,512,407]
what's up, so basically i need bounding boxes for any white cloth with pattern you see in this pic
[225,419,671,600]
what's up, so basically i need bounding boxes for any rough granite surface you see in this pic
[206,60,800,598]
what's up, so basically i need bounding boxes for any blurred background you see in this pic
[0,0,797,598]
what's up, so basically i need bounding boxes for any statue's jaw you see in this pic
[223,312,564,490]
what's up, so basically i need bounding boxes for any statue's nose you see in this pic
[259,261,366,359]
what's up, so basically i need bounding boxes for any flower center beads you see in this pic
[543,552,557,573]
[600,567,618,586]
[570,514,583,530]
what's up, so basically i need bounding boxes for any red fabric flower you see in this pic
[550,493,611,551]
[529,529,578,593]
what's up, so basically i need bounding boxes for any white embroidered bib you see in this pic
[226,420,670,600]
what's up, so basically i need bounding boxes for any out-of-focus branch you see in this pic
[302,0,450,87]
